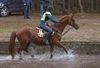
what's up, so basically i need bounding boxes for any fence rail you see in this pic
[32,0,100,14]
[51,0,100,14]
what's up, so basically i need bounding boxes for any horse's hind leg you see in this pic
[17,43,29,60]
[27,46,35,58]
[23,42,34,58]
[18,42,34,59]
[17,47,23,60]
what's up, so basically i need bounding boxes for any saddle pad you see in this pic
[36,27,44,37]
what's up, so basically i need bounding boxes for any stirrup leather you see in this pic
[36,27,44,37]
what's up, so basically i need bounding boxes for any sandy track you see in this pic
[0,55,100,68]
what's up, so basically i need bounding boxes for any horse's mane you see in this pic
[59,15,68,23]
[50,15,69,32]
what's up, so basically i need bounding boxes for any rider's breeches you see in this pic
[39,21,53,39]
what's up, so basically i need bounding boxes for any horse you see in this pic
[8,13,79,60]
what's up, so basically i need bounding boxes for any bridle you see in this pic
[52,15,75,37]
[54,21,73,37]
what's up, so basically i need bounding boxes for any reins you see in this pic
[62,27,72,36]
[57,21,73,36]
[52,15,73,37]
[56,27,72,36]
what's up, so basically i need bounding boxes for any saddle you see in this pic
[36,26,55,38]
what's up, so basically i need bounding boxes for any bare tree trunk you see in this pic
[97,0,99,12]
[63,0,66,9]
[68,0,71,10]
[78,0,84,12]
[51,0,54,10]
[91,0,94,12]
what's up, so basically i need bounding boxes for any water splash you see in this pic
[0,49,76,62]
[66,49,76,62]
[0,55,12,61]
[67,49,75,58]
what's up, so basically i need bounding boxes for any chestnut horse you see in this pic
[9,13,79,59]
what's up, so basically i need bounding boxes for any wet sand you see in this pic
[0,54,100,68]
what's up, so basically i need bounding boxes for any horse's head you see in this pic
[67,13,79,30]
[60,13,79,30]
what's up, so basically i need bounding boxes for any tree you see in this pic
[78,0,84,12]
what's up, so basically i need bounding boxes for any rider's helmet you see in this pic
[46,6,53,12]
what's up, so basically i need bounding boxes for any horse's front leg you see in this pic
[55,41,68,54]
[49,44,54,59]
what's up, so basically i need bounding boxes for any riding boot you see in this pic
[43,33,49,44]
[44,32,52,44]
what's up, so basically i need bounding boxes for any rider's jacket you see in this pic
[40,11,59,24]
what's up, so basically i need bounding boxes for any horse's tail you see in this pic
[9,31,16,59]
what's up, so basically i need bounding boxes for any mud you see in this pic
[0,54,100,68]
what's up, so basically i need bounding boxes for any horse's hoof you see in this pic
[31,55,34,58]
[19,57,23,60]
[12,57,15,60]
[50,55,53,59]
[66,50,68,54]
[65,49,68,54]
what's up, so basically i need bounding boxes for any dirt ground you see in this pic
[0,13,100,41]
[0,55,100,68]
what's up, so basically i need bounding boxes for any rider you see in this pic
[38,6,59,44]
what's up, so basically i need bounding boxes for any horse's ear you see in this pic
[63,9,71,15]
